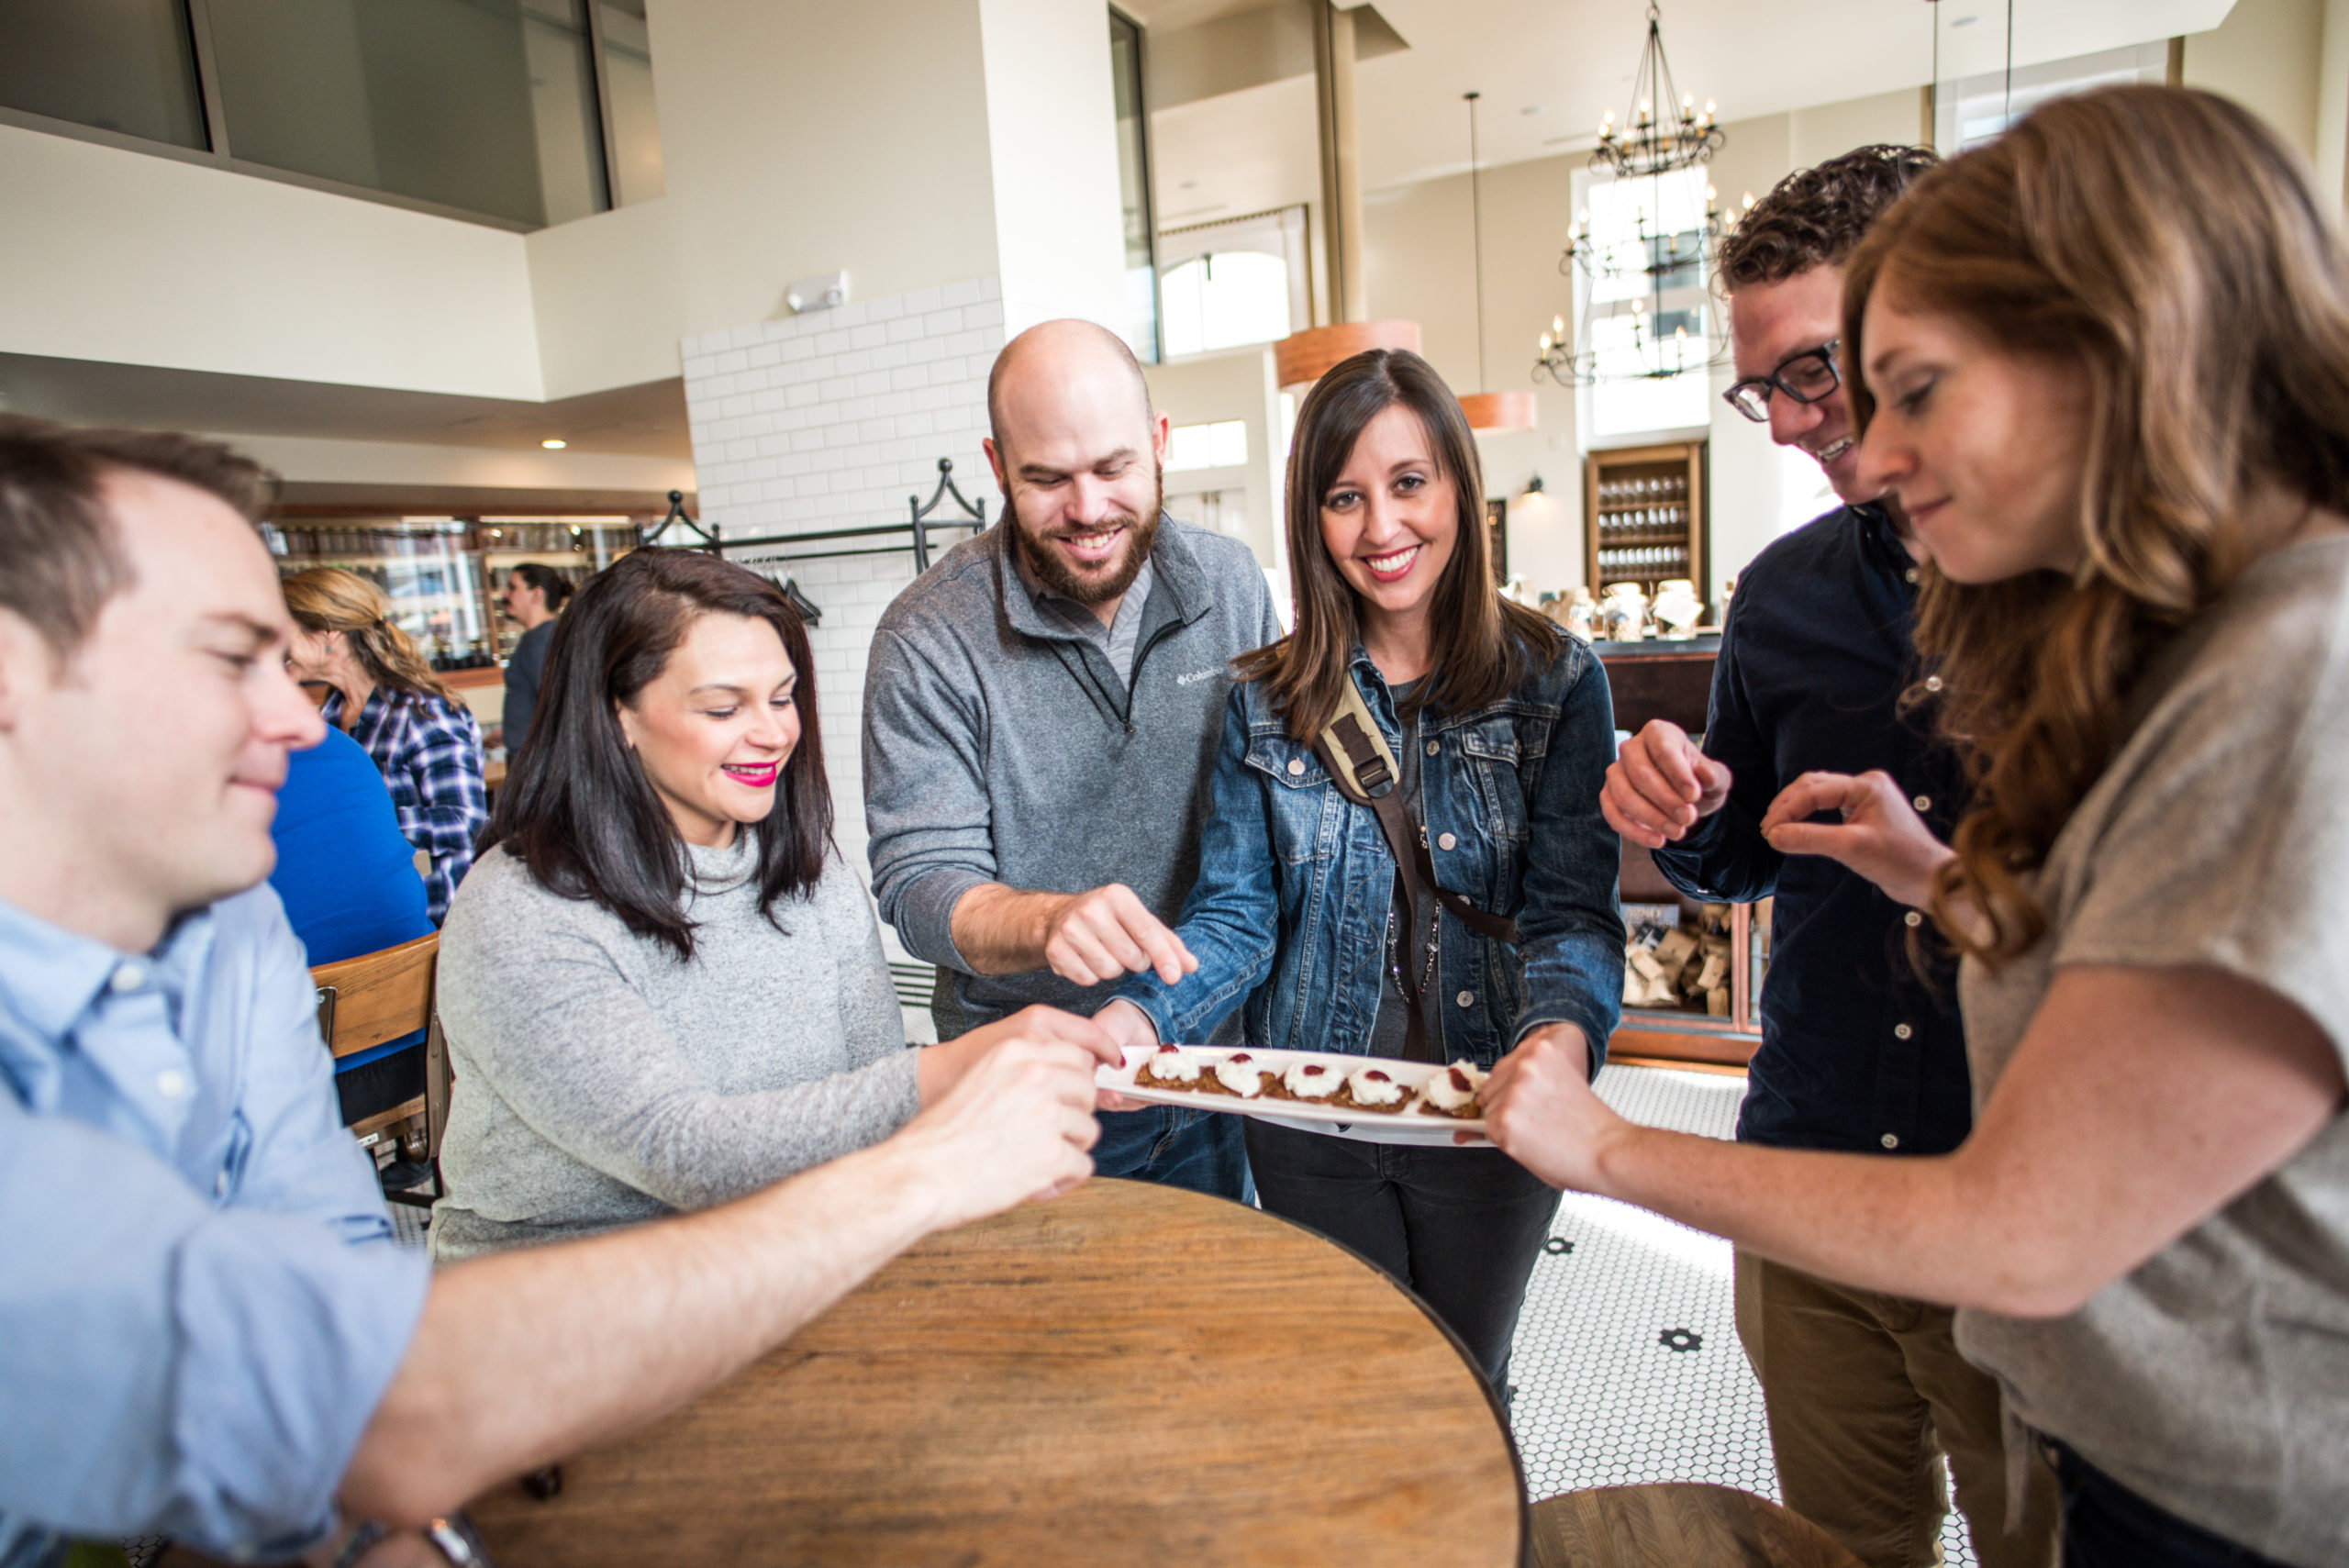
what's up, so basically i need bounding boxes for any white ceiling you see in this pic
[1129,0,2238,224]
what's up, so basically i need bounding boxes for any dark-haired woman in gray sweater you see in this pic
[430,550,1116,1262]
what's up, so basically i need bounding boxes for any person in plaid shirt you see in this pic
[283,567,488,923]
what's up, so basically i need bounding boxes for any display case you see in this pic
[267,517,635,668]
[1584,439,1707,604]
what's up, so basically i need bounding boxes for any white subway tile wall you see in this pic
[679,278,1013,977]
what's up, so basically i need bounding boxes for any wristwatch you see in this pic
[333,1514,493,1568]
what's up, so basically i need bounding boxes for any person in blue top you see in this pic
[269,723,435,1129]
[0,415,1106,1568]
[270,725,434,966]
[1099,349,1623,1391]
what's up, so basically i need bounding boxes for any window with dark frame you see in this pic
[0,0,664,232]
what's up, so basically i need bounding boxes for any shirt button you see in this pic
[215,1170,230,1197]
[1455,990,1475,1008]
[1286,758,1305,776]
[1912,795,1932,812]
[1425,740,1440,756]
[1881,1132,1900,1150]
[1904,567,1920,584]
[1904,910,1923,928]
[111,963,146,993]
[1437,831,1457,851]
[156,1069,190,1099]
[1893,1023,1913,1040]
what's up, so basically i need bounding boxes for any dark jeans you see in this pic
[1242,1118,1560,1389]
[2054,1443,2298,1568]
[1094,1104,1252,1205]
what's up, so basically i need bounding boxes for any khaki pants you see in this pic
[1734,1250,2058,1568]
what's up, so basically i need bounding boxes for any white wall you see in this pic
[646,0,1004,345]
[0,121,543,399]
[979,0,1131,336]
[2185,0,2325,161]
[1142,347,1283,571]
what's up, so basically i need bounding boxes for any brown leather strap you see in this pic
[1321,728,1520,945]
[1315,723,1520,1062]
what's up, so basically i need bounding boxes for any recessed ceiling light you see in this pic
[541,439,567,449]
[1180,180,1198,190]
[1520,104,1543,116]
[1951,13,1978,25]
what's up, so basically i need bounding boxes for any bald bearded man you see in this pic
[864,320,1283,1201]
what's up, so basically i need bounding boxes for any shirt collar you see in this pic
[0,893,216,1116]
[1852,502,1919,582]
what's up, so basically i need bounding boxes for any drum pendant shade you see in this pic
[1274,320,1423,389]
[1458,391,1538,432]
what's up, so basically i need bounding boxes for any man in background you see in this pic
[496,561,572,756]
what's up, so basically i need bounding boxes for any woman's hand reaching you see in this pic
[1759,770,1955,909]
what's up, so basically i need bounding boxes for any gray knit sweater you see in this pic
[429,834,919,1262]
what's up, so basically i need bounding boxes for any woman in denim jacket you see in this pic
[1100,349,1623,1388]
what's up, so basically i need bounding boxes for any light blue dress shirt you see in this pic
[0,886,431,1566]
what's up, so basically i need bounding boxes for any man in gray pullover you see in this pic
[865,319,1283,1200]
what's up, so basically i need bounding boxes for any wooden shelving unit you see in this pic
[1585,439,1707,598]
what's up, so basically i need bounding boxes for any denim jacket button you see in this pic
[1286,758,1304,775]
[1425,740,1440,756]
[1455,990,1475,1007]
[1437,831,1457,851]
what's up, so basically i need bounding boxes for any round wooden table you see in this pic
[467,1178,1524,1565]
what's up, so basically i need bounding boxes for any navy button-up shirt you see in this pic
[1650,504,1973,1155]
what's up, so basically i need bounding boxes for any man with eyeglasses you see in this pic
[1602,146,2057,1568]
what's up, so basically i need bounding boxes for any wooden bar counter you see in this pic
[466,1177,1525,1566]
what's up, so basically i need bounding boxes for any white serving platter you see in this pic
[1097,1044,1488,1147]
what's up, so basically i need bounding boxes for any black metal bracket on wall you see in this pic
[635,461,987,573]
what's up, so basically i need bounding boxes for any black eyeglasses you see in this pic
[1723,339,1842,423]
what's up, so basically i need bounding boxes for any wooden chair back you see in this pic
[312,932,450,1188]
[1530,1484,1865,1568]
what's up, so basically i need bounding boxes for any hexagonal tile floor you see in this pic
[1508,1063,1977,1568]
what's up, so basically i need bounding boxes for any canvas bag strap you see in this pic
[1313,673,1520,1054]
[1316,677,1520,946]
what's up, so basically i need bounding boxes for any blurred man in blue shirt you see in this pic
[0,417,1107,1567]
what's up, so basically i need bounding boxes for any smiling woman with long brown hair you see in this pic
[1482,87,2349,1567]
[1098,349,1625,1393]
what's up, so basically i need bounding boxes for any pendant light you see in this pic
[1455,91,1535,432]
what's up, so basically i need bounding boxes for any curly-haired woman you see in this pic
[1486,86,2349,1568]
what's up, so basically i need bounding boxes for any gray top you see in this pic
[863,515,1282,1032]
[1956,535,2349,1565]
[1023,553,1157,694]
[429,834,918,1262]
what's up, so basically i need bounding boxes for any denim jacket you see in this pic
[1115,634,1624,1069]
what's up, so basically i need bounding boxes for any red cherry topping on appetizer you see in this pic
[1230,1052,1252,1063]
[1448,1067,1474,1092]
[1154,1043,1180,1053]
[1303,1065,1325,1076]
[1365,1071,1391,1082]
